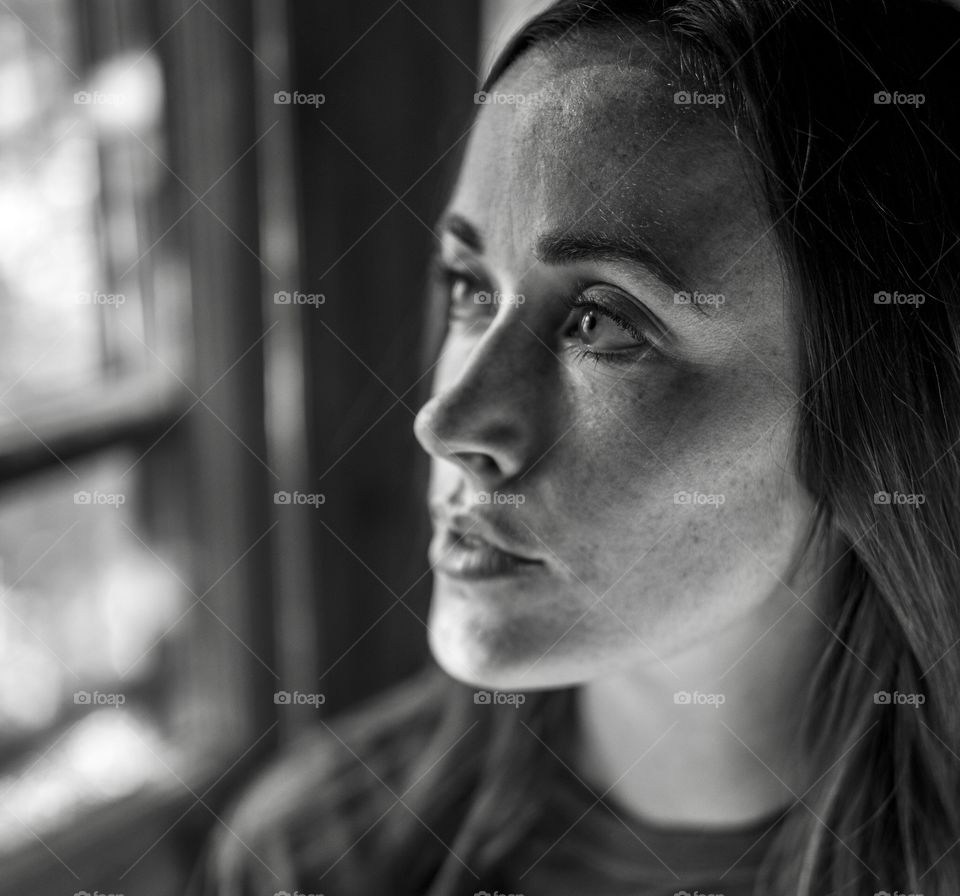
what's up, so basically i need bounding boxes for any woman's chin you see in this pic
[427,592,551,691]
[426,590,603,692]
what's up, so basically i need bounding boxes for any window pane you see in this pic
[0,448,189,746]
[0,708,175,854]
[0,0,190,428]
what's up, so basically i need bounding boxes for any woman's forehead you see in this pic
[451,47,761,279]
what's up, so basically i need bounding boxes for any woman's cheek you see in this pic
[559,363,719,503]
[551,364,794,581]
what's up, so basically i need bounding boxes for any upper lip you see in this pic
[433,507,543,563]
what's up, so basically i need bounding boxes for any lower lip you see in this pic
[431,530,544,581]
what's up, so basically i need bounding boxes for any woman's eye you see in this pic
[564,304,649,356]
[435,265,486,322]
[449,276,475,310]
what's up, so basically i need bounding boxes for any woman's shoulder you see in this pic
[191,664,451,895]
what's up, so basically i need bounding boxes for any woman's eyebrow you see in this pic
[534,226,693,299]
[437,212,484,252]
[437,213,715,318]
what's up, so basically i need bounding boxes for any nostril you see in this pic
[413,379,528,482]
[459,452,499,479]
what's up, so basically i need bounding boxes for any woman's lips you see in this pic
[431,527,545,580]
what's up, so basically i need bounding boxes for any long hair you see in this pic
[199,2,960,894]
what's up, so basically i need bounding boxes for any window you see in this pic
[0,1,275,891]
[1,0,480,891]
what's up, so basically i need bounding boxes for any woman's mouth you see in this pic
[431,527,545,580]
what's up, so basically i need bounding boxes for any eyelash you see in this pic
[431,262,473,298]
[559,290,651,366]
[429,259,652,365]
[430,260,478,315]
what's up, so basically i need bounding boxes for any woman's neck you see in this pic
[573,541,844,829]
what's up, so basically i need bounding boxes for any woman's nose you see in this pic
[413,321,543,486]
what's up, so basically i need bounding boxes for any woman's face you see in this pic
[414,39,819,691]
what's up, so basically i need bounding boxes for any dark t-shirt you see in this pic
[493,679,785,896]
[192,670,784,896]
[496,769,783,895]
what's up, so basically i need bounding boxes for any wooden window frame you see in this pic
[0,1,481,892]
[1,1,278,892]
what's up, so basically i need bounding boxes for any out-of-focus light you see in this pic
[0,58,35,133]
[0,710,172,848]
[64,710,168,798]
[74,50,164,135]
[38,133,100,208]
[100,553,189,677]
[0,640,61,732]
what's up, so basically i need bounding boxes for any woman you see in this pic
[193,1,960,893]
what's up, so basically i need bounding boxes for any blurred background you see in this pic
[0,0,552,892]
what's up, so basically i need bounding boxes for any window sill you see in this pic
[0,370,191,482]
[0,721,264,896]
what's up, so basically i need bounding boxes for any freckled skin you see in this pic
[414,37,828,695]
